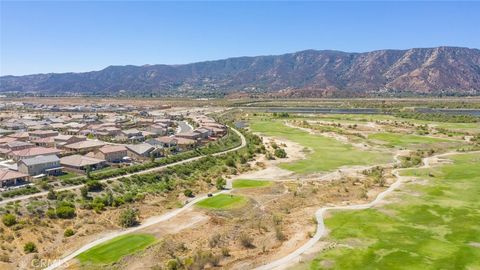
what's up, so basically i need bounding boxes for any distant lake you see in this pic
[244,107,480,117]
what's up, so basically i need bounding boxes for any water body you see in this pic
[415,108,480,116]
[243,107,480,116]
[249,107,383,114]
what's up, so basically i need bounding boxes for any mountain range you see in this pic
[1,46,479,97]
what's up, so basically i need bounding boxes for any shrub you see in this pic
[0,254,9,262]
[215,177,226,190]
[47,189,57,200]
[274,148,287,158]
[118,208,138,228]
[56,205,76,219]
[80,186,89,199]
[23,242,37,253]
[275,226,286,241]
[166,259,179,270]
[183,189,194,198]
[239,232,254,248]
[2,214,17,227]
[64,228,75,237]
[221,247,230,257]
[85,180,103,192]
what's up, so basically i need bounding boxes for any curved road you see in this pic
[0,127,245,206]
[45,127,245,270]
[176,120,194,134]
[254,150,477,270]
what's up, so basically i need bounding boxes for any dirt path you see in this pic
[0,127,245,206]
[253,150,478,270]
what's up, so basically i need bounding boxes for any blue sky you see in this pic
[1,1,479,76]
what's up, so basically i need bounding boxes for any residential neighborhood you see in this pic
[0,106,227,191]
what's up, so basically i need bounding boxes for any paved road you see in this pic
[0,127,245,206]
[253,150,478,270]
[176,120,193,134]
[45,128,246,270]
[45,189,233,270]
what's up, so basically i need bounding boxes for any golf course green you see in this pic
[300,152,480,270]
[77,233,156,265]
[233,179,272,188]
[249,119,391,173]
[196,194,248,209]
[368,132,454,148]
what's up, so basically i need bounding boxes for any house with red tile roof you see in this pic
[9,147,63,161]
[0,168,29,188]
[94,145,127,163]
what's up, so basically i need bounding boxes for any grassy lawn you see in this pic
[368,132,454,148]
[299,152,480,270]
[77,233,156,265]
[249,119,391,173]
[196,194,247,209]
[233,179,272,189]
[56,171,79,181]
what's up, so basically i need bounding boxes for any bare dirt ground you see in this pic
[230,137,306,182]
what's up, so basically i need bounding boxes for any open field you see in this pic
[296,152,480,270]
[196,194,248,209]
[76,233,157,265]
[233,179,272,189]
[249,118,392,173]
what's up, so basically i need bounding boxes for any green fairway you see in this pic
[296,114,480,133]
[196,194,247,209]
[300,152,480,270]
[233,179,272,188]
[77,234,156,265]
[368,132,453,148]
[249,119,391,173]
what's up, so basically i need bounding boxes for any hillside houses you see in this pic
[64,140,105,153]
[0,108,229,188]
[9,147,62,161]
[126,143,162,160]
[60,154,106,173]
[18,155,62,176]
[93,145,127,163]
[0,168,28,188]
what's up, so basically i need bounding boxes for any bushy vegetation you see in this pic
[396,112,479,123]
[64,228,75,237]
[0,186,40,198]
[274,148,287,158]
[118,208,138,228]
[23,242,37,253]
[2,213,17,227]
